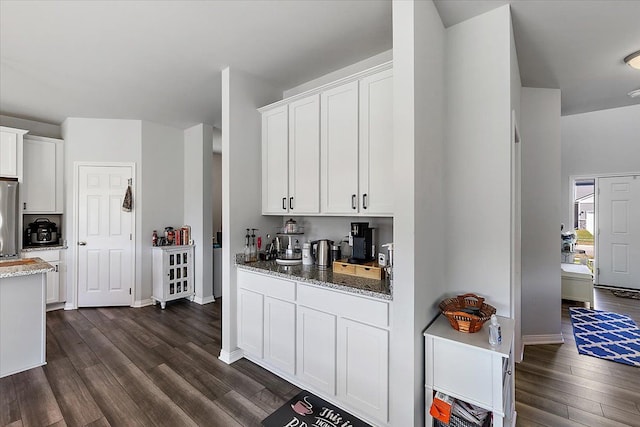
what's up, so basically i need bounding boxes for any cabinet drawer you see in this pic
[23,250,60,262]
[297,283,388,327]
[237,270,296,302]
[333,261,355,275]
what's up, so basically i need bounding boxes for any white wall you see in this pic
[220,67,282,363]
[184,123,214,304]
[561,104,640,227]
[391,1,445,426]
[0,114,61,139]
[444,5,515,316]
[140,121,184,303]
[61,118,142,309]
[520,88,562,340]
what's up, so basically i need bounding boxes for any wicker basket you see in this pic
[438,293,496,333]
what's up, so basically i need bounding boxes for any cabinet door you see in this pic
[264,296,296,375]
[288,94,320,214]
[261,105,289,214]
[22,137,58,213]
[0,131,19,177]
[359,69,393,216]
[46,262,60,304]
[238,288,264,358]
[296,306,337,395]
[337,318,388,422]
[321,81,359,214]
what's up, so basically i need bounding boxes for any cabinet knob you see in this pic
[351,194,357,210]
[282,197,286,210]
[362,193,368,209]
[507,370,512,376]
[289,197,293,210]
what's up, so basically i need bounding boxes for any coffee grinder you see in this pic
[348,222,374,264]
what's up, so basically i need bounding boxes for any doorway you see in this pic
[75,163,135,307]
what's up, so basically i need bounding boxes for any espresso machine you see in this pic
[348,222,375,264]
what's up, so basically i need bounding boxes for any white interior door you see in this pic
[597,175,640,290]
[77,165,134,306]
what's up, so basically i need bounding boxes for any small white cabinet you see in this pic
[0,126,27,178]
[152,245,195,309]
[22,135,64,213]
[23,249,65,305]
[261,94,320,214]
[424,315,515,427]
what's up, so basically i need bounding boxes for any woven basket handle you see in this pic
[457,293,484,306]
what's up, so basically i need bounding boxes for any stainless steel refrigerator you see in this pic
[0,177,19,259]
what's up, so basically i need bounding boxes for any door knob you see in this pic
[78,241,87,246]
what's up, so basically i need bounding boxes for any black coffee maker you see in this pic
[348,222,374,264]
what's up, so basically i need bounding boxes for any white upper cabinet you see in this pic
[262,105,289,214]
[321,81,360,214]
[0,127,27,178]
[22,135,64,213]
[260,63,393,217]
[288,95,320,214]
[359,69,394,216]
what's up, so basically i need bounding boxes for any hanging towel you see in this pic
[122,185,133,212]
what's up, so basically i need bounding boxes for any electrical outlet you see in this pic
[378,252,387,267]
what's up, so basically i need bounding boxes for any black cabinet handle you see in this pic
[351,194,357,210]
[282,197,286,210]
[363,193,368,209]
[289,197,293,210]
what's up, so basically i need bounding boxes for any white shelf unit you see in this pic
[424,315,516,427]
[152,245,195,309]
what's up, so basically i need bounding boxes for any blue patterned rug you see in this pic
[569,307,640,367]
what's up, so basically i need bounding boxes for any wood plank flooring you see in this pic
[516,287,640,427]
[1,288,638,426]
[0,299,300,427]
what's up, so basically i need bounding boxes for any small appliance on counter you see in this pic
[24,218,59,246]
[311,239,332,269]
[274,219,304,265]
[348,222,375,264]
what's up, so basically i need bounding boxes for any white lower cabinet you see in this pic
[337,318,389,422]
[238,288,264,358]
[296,305,337,395]
[23,249,65,305]
[264,296,296,374]
[236,269,390,425]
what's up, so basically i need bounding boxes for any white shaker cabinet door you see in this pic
[264,296,296,375]
[0,131,19,177]
[359,69,394,216]
[238,288,264,358]
[288,94,320,214]
[22,136,62,213]
[296,306,337,395]
[261,105,289,214]
[337,318,389,422]
[321,81,359,214]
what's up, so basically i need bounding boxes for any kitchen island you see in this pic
[0,257,54,378]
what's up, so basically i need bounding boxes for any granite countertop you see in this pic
[22,245,68,252]
[0,257,55,279]
[236,259,392,300]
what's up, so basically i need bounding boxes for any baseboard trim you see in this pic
[46,302,65,312]
[194,295,215,305]
[64,302,75,311]
[133,298,154,308]
[218,348,244,364]
[523,333,565,346]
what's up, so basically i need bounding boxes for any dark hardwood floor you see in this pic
[516,288,640,427]
[0,298,300,427]
[1,288,638,426]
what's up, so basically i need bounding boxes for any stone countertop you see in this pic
[22,245,68,252]
[236,259,392,300]
[0,257,55,279]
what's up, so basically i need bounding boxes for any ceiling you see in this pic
[1,1,638,130]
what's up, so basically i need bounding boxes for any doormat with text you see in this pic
[262,390,372,427]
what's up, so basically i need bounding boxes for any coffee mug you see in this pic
[291,396,313,416]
